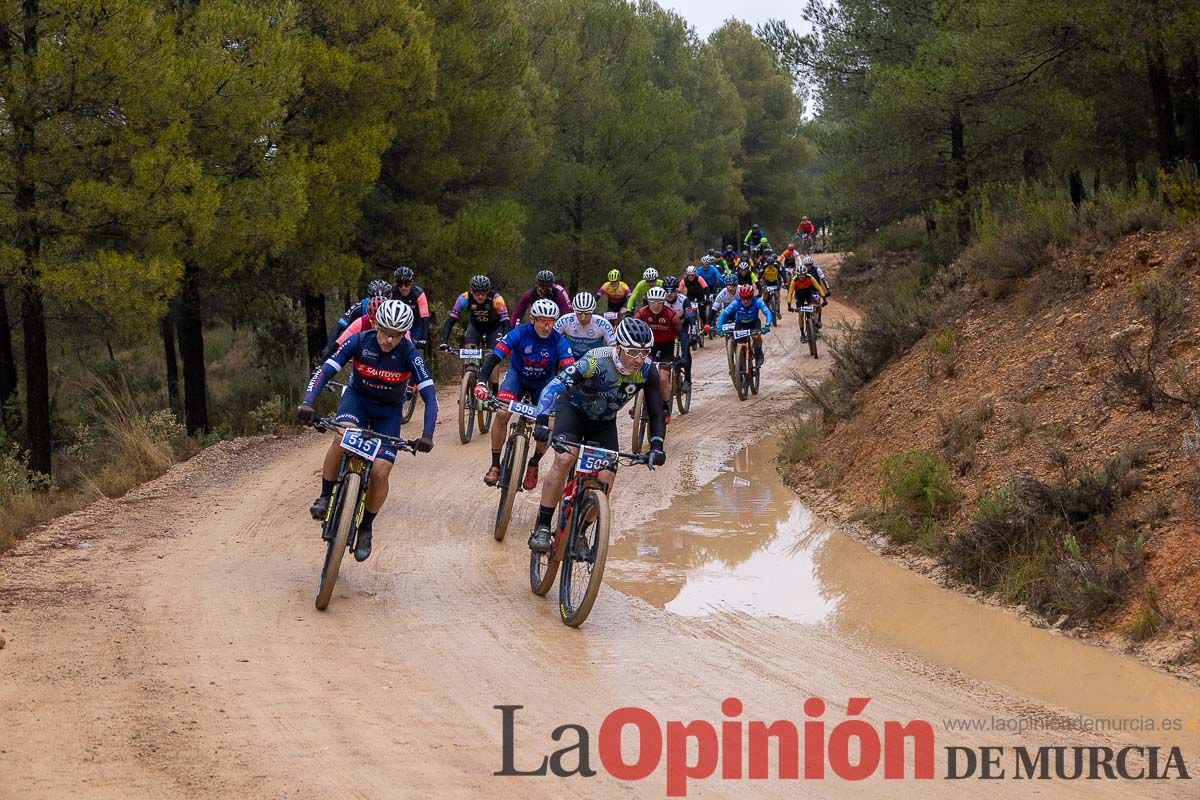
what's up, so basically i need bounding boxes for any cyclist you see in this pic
[733,258,758,290]
[795,216,816,253]
[439,274,511,352]
[710,274,739,321]
[596,268,631,319]
[758,251,785,313]
[475,298,574,491]
[802,255,833,298]
[661,277,695,393]
[634,286,688,421]
[717,284,774,367]
[720,244,737,270]
[512,269,571,322]
[528,318,666,554]
[778,243,800,283]
[787,263,828,342]
[297,300,436,563]
[555,292,616,359]
[391,266,431,347]
[680,265,710,334]
[743,223,767,248]
[319,278,393,360]
[628,267,663,309]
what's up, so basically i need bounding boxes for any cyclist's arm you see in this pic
[441,294,468,344]
[555,287,572,315]
[415,292,430,319]
[320,303,361,359]
[600,318,617,346]
[494,294,511,334]
[536,357,596,416]
[303,333,361,405]
[716,304,734,329]
[628,280,647,308]
[758,299,775,327]
[511,289,533,324]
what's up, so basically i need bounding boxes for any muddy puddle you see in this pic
[608,437,1200,745]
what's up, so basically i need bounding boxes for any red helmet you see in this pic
[366,295,386,321]
[737,284,755,299]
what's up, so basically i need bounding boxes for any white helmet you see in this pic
[643,267,659,282]
[374,299,413,333]
[614,317,654,349]
[686,264,697,275]
[647,286,667,303]
[572,292,596,313]
[530,298,560,320]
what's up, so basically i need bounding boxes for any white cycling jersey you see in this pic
[711,287,738,313]
[553,312,616,359]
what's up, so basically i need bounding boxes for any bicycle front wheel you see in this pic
[316,471,360,610]
[400,378,417,424]
[530,519,567,596]
[458,370,476,444]
[735,346,749,401]
[675,365,691,414]
[559,489,610,627]
[494,431,528,542]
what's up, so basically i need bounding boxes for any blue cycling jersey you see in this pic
[698,265,724,291]
[304,330,438,437]
[493,323,575,389]
[716,297,774,329]
[537,347,653,421]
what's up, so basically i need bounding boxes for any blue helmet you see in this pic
[723,274,737,286]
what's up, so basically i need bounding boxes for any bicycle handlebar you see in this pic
[549,434,653,468]
[312,417,420,455]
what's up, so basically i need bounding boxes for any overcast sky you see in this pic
[659,0,814,39]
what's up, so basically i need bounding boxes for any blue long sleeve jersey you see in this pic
[716,297,775,329]
[303,330,438,437]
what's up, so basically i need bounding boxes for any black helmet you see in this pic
[393,266,414,284]
[536,269,555,287]
[470,274,491,293]
[662,276,680,290]
[367,279,392,297]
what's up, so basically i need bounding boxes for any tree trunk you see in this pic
[1146,36,1180,169]
[1069,170,1085,208]
[176,261,209,434]
[950,109,970,245]
[303,292,327,367]
[1178,45,1200,166]
[0,284,17,416]
[160,309,179,409]
[15,0,50,479]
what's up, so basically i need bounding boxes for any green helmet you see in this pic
[607,269,620,282]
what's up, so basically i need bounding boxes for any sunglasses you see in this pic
[396,281,412,288]
[621,348,650,359]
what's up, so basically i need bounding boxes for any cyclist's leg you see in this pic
[362,398,403,515]
[324,389,367,482]
[492,368,524,453]
[586,416,621,495]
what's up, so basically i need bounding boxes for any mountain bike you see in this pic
[800,232,813,254]
[448,347,495,444]
[790,302,819,359]
[485,394,539,542]
[530,435,652,626]
[724,326,766,400]
[310,416,419,610]
[763,284,781,318]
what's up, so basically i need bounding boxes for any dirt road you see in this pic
[2,256,1196,798]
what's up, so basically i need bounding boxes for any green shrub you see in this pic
[880,449,956,519]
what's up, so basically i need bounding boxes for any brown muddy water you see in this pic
[608,436,1200,750]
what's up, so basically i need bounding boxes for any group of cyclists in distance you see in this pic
[296,221,831,562]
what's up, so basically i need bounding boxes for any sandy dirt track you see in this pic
[1,256,1194,798]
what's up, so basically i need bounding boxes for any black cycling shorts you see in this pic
[650,341,676,362]
[464,320,501,347]
[553,394,620,453]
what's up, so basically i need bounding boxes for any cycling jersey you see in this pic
[537,348,656,422]
[554,312,616,359]
[698,264,724,292]
[596,281,631,309]
[480,322,575,402]
[717,296,774,328]
[628,278,663,309]
[512,285,571,322]
[665,293,692,319]
[787,274,827,305]
[443,290,509,344]
[393,284,431,341]
[711,286,738,315]
[633,304,681,345]
[734,268,758,287]
[320,296,373,359]
[304,330,438,437]
[760,263,781,283]
[682,275,706,301]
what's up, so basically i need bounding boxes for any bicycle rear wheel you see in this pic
[735,346,749,401]
[458,370,475,444]
[493,430,528,542]
[316,471,360,610]
[558,489,610,627]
